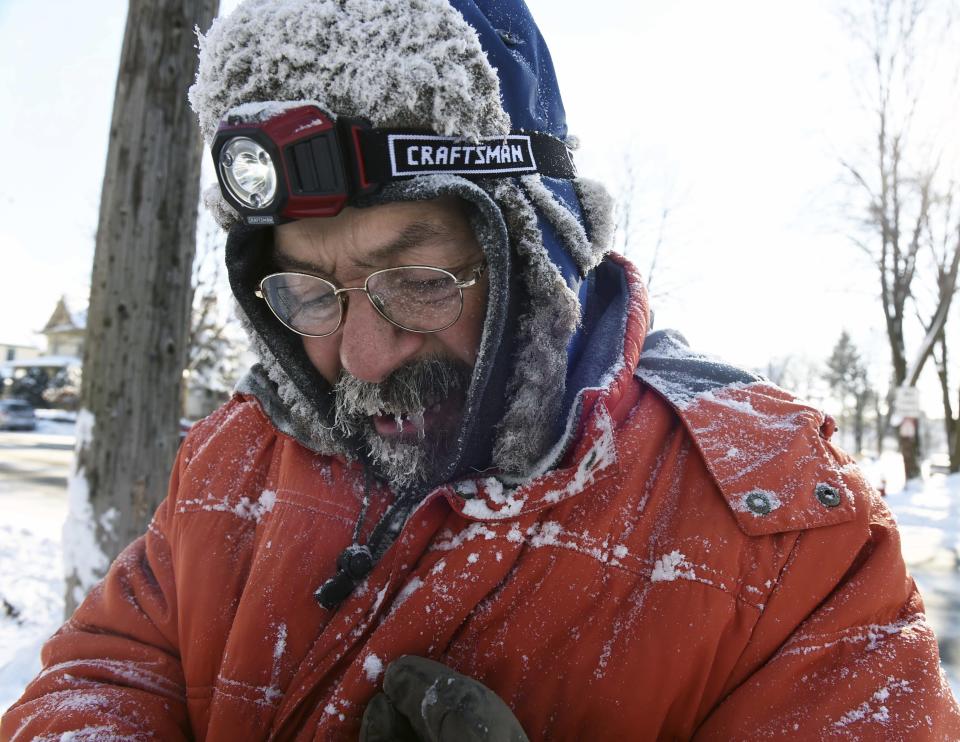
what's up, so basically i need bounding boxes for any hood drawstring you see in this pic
[314,466,425,610]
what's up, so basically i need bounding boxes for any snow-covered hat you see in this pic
[189,0,615,483]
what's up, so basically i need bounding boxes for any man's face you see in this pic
[272,196,488,487]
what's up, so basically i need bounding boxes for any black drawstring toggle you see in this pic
[338,544,374,579]
[314,544,374,610]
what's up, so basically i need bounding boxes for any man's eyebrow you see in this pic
[353,220,457,268]
[271,220,457,275]
[271,253,327,274]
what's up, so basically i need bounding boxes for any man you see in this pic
[3,0,959,739]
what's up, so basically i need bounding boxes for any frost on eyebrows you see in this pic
[188,0,512,147]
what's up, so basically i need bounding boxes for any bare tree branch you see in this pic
[840,0,960,479]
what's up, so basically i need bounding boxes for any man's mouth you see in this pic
[372,407,427,437]
[370,392,463,438]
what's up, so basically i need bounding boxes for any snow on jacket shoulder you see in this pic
[636,329,960,738]
[3,257,959,741]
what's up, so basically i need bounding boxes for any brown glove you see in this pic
[360,656,529,742]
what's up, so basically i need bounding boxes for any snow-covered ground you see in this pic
[0,524,61,715]
[1,428,958,714]
[0,421,75,712]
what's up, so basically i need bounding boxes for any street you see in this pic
[0,428,73,541]
[917,570,960,683]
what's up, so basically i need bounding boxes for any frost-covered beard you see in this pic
[333,357,473,490]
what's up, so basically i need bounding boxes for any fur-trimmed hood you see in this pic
[190,0,619,485]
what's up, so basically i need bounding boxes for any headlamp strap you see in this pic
[212,104,579,223]
[354,128,577,182]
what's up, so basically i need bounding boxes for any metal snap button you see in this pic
[815,483,842,508]
[745,491,773,515]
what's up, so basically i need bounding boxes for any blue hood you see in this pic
[450,0,596,360]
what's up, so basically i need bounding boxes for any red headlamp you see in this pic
[212,102,578,225]
[212,104,375,225]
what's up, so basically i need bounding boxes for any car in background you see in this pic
[0,399,37,431]
[929,453,953,475]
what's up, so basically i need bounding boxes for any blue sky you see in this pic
[1,0,956,409]
[0,0,127,342]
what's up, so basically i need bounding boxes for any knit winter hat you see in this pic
[189,0,615,483]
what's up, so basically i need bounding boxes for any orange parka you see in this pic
[4,259,959,740]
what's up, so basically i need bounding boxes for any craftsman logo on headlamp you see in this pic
[388,134,537,177]
[211,102,577,225]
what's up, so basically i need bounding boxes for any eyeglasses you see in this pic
[255,262,486,337]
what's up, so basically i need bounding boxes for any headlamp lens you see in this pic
[219,137,277,209]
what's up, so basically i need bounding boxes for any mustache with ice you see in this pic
[332,357,473,488]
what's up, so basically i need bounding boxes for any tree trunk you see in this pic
[853,393,866,455]
[934,332,960,473]
[951,387,960,473]
[875,389,886,457]
[65,0,219,616]
[899,428,921,481]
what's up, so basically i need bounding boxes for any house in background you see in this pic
[40,296,86,359]
[0,342,40,364]
[3,294,249,417]
[1,297,85,401]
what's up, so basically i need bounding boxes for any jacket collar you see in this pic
[636,329,858,536]
[442,253,649,519]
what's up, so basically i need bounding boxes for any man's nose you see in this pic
[337,291,425,383]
